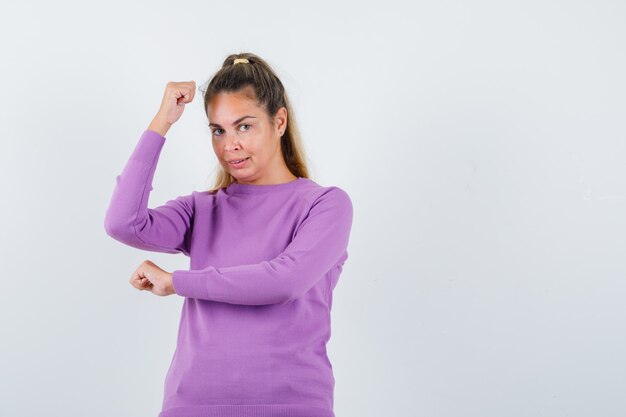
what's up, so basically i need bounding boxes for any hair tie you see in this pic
[233,58,249,65]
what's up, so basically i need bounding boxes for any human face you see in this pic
[207,88,289,185]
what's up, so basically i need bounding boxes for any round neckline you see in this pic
[226,177,308,194]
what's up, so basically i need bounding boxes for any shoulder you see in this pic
[298,179,353,215]
[188,189,219,206]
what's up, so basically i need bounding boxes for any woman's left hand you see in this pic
[129,260,175,296]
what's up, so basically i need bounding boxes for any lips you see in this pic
[228,157,250,164]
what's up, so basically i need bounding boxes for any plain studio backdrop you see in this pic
[0,1,624,416]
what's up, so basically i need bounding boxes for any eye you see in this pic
[211,124,251,136]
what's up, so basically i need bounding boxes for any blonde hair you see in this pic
[198,52,310,193]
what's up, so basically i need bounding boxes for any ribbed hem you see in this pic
[172,268,210,299]
[158,404,334,417]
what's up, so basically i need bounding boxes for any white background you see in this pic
[0,1,625,416]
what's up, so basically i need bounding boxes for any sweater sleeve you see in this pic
[171,187,353,305]
[103,129,194,256]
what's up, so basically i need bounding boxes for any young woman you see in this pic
[104,53,354,417]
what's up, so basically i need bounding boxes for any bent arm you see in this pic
[103,129,194,255]
[171,188,353,305]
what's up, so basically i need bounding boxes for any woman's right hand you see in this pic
[148,81,196,137]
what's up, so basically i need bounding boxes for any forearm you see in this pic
[170,187,353,305]
[148,115,171,138]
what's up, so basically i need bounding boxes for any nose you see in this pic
[223,132,240,152]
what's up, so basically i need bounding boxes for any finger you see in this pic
[182,86,194,103]
[187,83,195,101]
[138,277,153,290]
[129,269,146,290]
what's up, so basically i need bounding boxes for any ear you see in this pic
[275,106,288,136]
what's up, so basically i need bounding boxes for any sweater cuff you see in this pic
[172,269,208,299]
[129,130,166,163]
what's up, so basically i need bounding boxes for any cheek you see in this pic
[211,144,223,158]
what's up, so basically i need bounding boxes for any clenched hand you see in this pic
[130,260,176,296]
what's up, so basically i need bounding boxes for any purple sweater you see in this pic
[104,129,353,417]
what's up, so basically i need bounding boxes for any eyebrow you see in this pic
[208,115,257,128]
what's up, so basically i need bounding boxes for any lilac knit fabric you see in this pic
[104,129,353,417]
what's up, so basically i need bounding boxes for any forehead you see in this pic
[207,91,261,122]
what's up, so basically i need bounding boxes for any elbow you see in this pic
[103,214,121,238]
[275,287,296,305]
[103,215,131,240]
[276,269,321,305]
[103,206,117,236]
[103,216,117,237]
[280,286,305,305]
